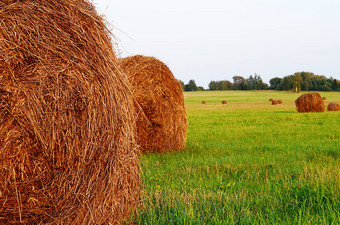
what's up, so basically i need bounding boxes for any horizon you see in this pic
[93,0,340,88]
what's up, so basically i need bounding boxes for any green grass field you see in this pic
[136,91,340,224]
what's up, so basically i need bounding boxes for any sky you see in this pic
[93,0,340,88]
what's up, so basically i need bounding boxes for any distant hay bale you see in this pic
[327,103,340,111]
[0,0,140,224]
[295,93,325,112]
[272,100,279,105]
[202,101,207,104]
[269,98,274,101]
[323,97,326,100]
[222,100,227,104]
[119,55,187,153]
[278,99,282,104]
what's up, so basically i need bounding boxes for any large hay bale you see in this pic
[0,0,140,224]
[295,93,325,112]
[327,103,340,111]
[119,55,187,153]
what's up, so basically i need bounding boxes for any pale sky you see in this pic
[93,0,340,88]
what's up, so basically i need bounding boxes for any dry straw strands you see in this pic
[327,103,340,111]
[119,55,187,153]
[295,93,325,112]
[0,0,140,224]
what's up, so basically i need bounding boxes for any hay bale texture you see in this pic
[278,100,282,104]
[0,0,140,224]
[295,93,325,112]
[119,55,187,153]
[327,103,340,111]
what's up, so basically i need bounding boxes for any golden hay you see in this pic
[295,93,325,112]
[0,0,140,224]
[119,55,187,153]
[327,103,340,111]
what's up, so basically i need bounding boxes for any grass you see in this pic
[136,90,340,224]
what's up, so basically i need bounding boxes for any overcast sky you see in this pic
[93,0,340,88]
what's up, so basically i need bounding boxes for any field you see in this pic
[136,90,339,224]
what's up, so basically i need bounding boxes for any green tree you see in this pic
[269,77,282,90]
[185,79,198,91]
[209,81,219,90]
[233,76,246,90]
[300,72,313,91]
[280,76,294,90]
[197,86,205,91]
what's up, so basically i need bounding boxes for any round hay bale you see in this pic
[0,1,140,224]
[278,99,282,104]
[202,101,207,104]
[327,103,340,111]
[222,100,227,104]
[272,100,279,105]
[295,93,325,112]
[119,55,187,153]
[323,97,327,100]
[269,98,274,101]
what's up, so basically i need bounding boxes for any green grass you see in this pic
[136,91,340,224]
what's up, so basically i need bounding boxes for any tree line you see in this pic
[179,72,340,92]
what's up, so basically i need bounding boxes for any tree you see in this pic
[185,79,198,91]
[246,74,268,90]
[280,76,294,90]
[300,72,313,91]
[293,72,302,92]
[233,76,246,90]
[209,81,219,90]
[197,86,205,91]
[269,77,282,90]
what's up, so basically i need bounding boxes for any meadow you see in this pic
[136,90,339,224]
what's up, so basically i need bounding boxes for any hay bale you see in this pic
[272,100,279,105]
[327,103,340,111]
[119,55,187,153]
[295,93,325,112]
[323,97,326,100]
[0,0,140,224]
[269,98,274,101]
[278,99,282,104]
[222,100,227,104]
[202,101,207,104]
